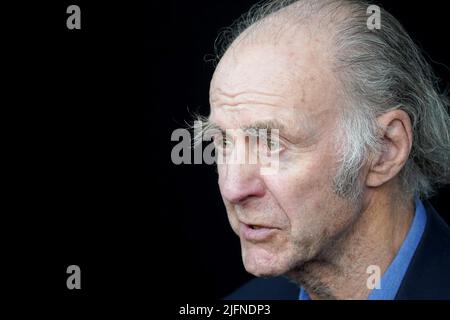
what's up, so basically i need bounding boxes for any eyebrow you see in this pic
[242,120,286,132]
[203,119,287,134]
[192,117,288,147]
[198,119,291,150]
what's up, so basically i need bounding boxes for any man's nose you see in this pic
[219,162,265,204]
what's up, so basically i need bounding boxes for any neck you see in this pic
[288,186,415,300]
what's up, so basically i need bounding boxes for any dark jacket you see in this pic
[226,201,450,300]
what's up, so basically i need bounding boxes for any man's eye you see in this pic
[214,135,232,149]
[268,139,278,150]
[261,137,282,152]
[222,138,233,148]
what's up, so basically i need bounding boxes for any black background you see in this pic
[9,0,449,311]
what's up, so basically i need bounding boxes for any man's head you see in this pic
[206,0,450,277]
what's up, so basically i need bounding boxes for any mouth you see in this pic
[239,222,279,242]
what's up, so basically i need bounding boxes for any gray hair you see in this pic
[213,0,450,200]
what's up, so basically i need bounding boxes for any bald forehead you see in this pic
[211,7,334,87]
[211,44,302,99]
[210,29,334,109]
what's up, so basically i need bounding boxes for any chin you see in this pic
[242,246,291,277]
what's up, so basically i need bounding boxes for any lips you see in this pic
[239,222,279,241]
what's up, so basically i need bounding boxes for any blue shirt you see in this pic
[299,198,427,300]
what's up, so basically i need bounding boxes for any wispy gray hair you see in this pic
[212,0,450,200]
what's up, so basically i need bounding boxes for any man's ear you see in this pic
[366,110,413,188]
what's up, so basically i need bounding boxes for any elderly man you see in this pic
[202,0,450,299]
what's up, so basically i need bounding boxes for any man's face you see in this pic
[209,35,363,277]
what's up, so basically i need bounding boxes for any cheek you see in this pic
[263,149,342,237]
[265,151,337,213]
